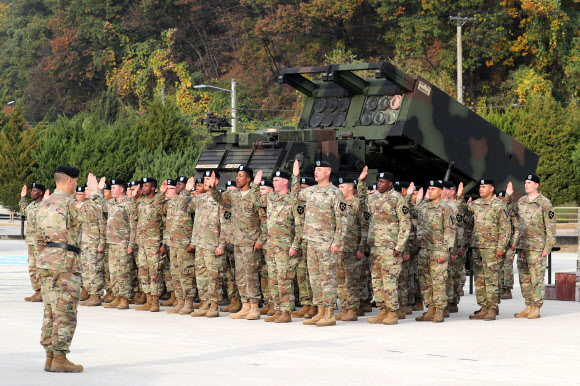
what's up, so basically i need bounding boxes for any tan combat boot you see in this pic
[161,291,176,307]
[166,298,184,314]
[363,300,373,312]
[85,295,102,307]
[265,311,281,322]
[220,298,235,312]
[368,308,389,324]
[303,307,325,325]
[444,307,450,318]
[448,303,459,313]
[26,290,42,302]
[50,354,83,373]
[334,308,347,321]
[117,298,129,309]
[514,305,533,318]
[316,307,337,327]
[503,289,512,299]
[412,301,424,312]
[133,292,146,305]
[206,301,220,318]
[275,312,292,323]
[291,305,310,318]
[382,310,399,325]
[81,288,89,301]
[342,308,358,321]
[149,295,160,312]
[303,306,318,318]
[267,304,277,316]
[104,297,121,308]
[246,303,261,320]
[135,294,152,311]
[230,302,251,319]
[191,301,209,317]
[469,307,488,320]
[527,306,541,319]
[396,308,406,320]
[433,308,445,323]
[259,303,270,315]
[415,306,435,321]
[228,298,242,313]
[44,352,53,372]
[102,291,114,303]
[483,307,497,321]
[405,305,413,315]
[356,306,365,316]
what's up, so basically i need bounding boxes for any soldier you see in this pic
[220,180,242,313]
[159,179,179,308]
[335,177,368,322]
[258,180,273,315]
[442,181,463,316]
[457,180,511,321]
[251,170,302,323]
[506,175,556,319]
[292,160,345,327]
[357,168,411,325]
[128,180,144,304]
[415,180,456,323]
[75,187,90,302]
[208,166,264,320]
[19,182,46,302]
[33,166,101,373]
[407,185,424,312]
[100,182,114,303]
[291,177,315,318]
[497,191,519,299]
[96,179,134,310]
[130,177,166,312]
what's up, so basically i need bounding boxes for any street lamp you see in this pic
[193,79,237,132]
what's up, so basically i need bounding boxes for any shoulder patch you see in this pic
[449,215,455,225]
[363,211,371,220]
[297,205,305,215]
[401,205,410,215]
[75,201,85,209]
[339,202,347,212]
[456,214,464,223]
[503,209,509,219]
[548,210,555,219]
[224,211,231,220]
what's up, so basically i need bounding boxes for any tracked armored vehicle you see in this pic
[195,62,538,196]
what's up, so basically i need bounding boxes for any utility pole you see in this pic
[450,13,474,104]
[231,78,237,133]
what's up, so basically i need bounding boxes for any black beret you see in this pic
[260,180,274,188]
[397,181,411,189]
[273,170,291,180]
[367,184,377,191]
[314,160,332,168]
[526,174,540,183]
[204,170,220,179]
[429,180,443,188]
[226,180,235,187]
[142,177,157,184]
[177,176,187,183]
[479,179,494,186]
[111,178,126,187]
[338,177,356,184]
[130,180,142,187]
[300,177,316,186]
[238,165,253,178]
[31,183,46,192]
[76,186,85,193]
[167,179,177,187]
[55,165,80,178]
[377,172,394,181]
[393,184,402,193]
[442,181,456,189]
[103,183,110,190]
[497,191,506,197]
[414,185,422,192]
[196,178,204,184]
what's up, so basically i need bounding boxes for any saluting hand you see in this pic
[87,174,99,191]
[293,160,300,177]
[416,187,424,203]
[359,166,368,182]
[20,185,27,198]
[98,177,106,190]
[160,180,168,193]
[457,182,464,197]
[407,182,414,194]
[506,182,514,196]
[185,177,195,191]
[254,170,263,185]
[43,190,50,199]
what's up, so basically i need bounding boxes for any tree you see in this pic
[132,145,204,182]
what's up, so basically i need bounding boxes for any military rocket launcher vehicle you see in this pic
[195,62,538,196]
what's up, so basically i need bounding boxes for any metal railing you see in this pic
[554,207,580,224]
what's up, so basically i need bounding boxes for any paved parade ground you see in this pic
[1,238,580,385]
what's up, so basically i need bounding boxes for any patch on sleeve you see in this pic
[297,205,305,215]
[224,211,231,220]
[456,214,464,223]
[503,209,509,219]
[401,206,410,215]
[449,215,455,225]
[363,212,371,220]
[75,201,85,209]
[339,202,347,212]
[548,211,555,219]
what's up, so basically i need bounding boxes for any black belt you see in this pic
[46,242,81,255]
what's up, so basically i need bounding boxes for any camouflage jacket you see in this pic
[251,185,302,250]
[340,196,369,253]
[458,196,511,253]
[33,188,100,273]
[220,203,234,246]
[96,194,133,248]
[403,193,419,254]
[131,192,165,248]
[417,199,456,252]
[160,194,194,249]
[19,198,41,245]
[507,193,556,254]
[80,201,106,249]
[185,191,225,250]
[291,176,345,251]
[446,200,464,255]
[211,187,262,247]
[258,207,268,249]
[357,182,411,252]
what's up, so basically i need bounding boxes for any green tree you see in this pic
[132,145,204,182]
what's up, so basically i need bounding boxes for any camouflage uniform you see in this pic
[292,176,345,309]
[34,188,99,355]
[403,194,421,306]
[458,196,510,309]
[97,194,135,300]
[358,183,411,312]
[507,193,556,308]
[336,196,368,311]
[501,213,519,291]
[131,192,165,296]
[79,202,106,296]
[220,204,238,301]
[211,187,263,304]
[417,200,456,309]
[257,207,270,305]
[252,186,302,313]
[445,200,464,306]
[19,197,42,292]
[295,204,312,307]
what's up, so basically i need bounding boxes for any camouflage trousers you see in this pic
[131,249,140,293]
[108,244,134,300]
[397,258,410,307]
[359,254,372,304]
[418,249,449,309]
[103,247,111,291]
[38,268,81,355]
[501,248,515,290]
[195,247,225,303]
[472,248,501,308]
[446,255,463,305]
[164,250,173,293]
[407,253,421,305]
[234,245,261,304]
[259,249,271,304]
[370,247,402,311]
[307,244,338,308]
[337,250,361,310]
[222,244,238,300]
[137,245,164,295]
[267,246,298,313]
[296,248,312,306]
[172,246,196,300]
[168,247,181,299]
[27,245,40,291]
[517,249,547,307]
[80,243,104,296]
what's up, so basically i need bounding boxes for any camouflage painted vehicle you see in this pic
[195,62,537,196]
